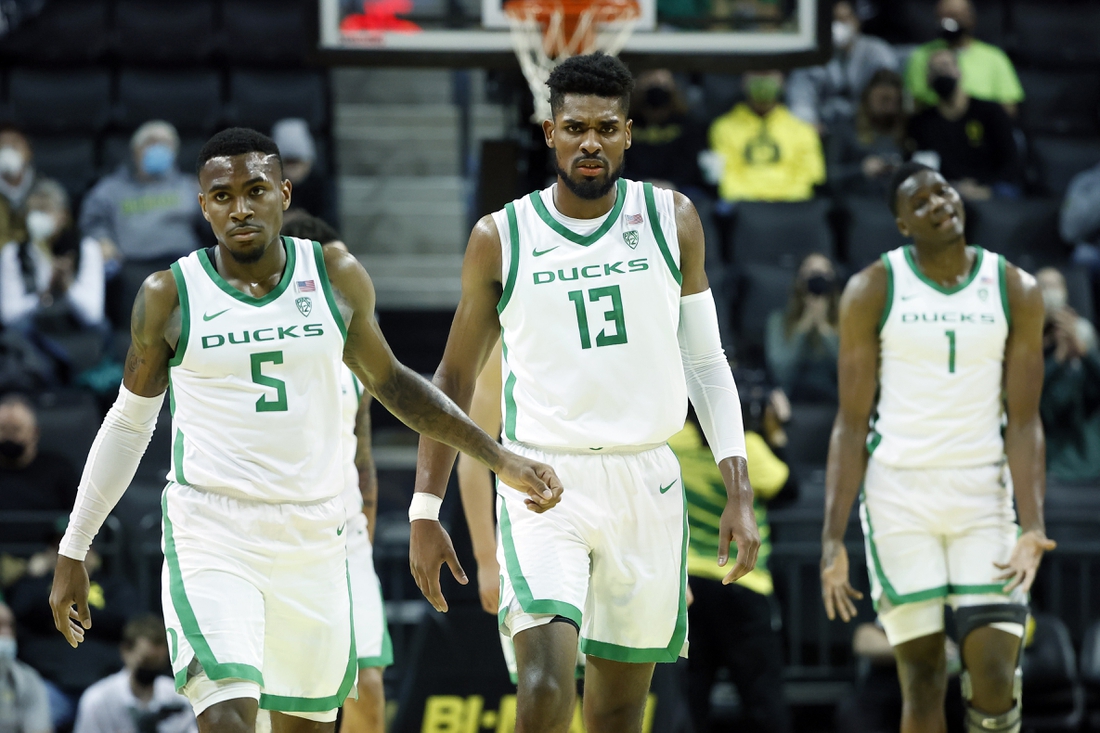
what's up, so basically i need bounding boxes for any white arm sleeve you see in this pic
[678,289,747,463]
[58,385,164,561]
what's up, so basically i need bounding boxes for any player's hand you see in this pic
[49,555,92,648]
[493,451,564,513]
[409,519,467,613]
[718,482,761,584]
[995,530,1056,595]
[821,540,863,622]
[476,556,501,615]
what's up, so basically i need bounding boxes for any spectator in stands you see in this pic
[905,49,1021,201]
[1,179,105,333]
[73,616,194,733]
[709,70,825,202]
[1059,159,1100,299]
[0,128,37,247]
[0,394,77,547]
[79,121,202,270]
[766,253,839,403]
[672,407,791,733]
[904,0,1023,115]
[827,69,907,197]
[627,70,708,198]
[1037,267,1100,483]
[787,1,897,134]
[272,119,338,228]
[0,601,52,733]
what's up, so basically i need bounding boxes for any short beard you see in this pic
[224,240,268,264]
[553,157,624,201]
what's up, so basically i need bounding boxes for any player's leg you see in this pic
[269,712,336,733]
[959,623,1023,725]
[340,668,385,733]
[893,631,950,733]
[513,621,583,732]
[581,657,654,733]
[197,699,259,733]
[341,520,391,733]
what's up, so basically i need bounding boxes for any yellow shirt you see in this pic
[708,103,825,202]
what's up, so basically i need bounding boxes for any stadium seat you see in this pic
[1064,263,1095,325]
[1021,614,1085,731]
[1081,620,1100,732]
[700,74,743,124]
[114,0,216,64]
[843,196,908,269]
[784,403,836,470]
[35,391,99,475]
[1031,136,1100,199]
[728,199,835,268]
[228,71,328,133]
[116,70,223,134]
[735,263,793,366]
[30,135,97,201]
[1012,1,1100,67]
[134,407,172,483]
[0,0,110,63]
[219,0,314,64]
[5,68,111,134]
[1018,70,1100,137]
[967,197,1065,271]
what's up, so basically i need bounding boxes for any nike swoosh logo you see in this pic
[659,480,677,494]
[203,308,231,321]
[337,524,345,536]
[533,247,559,257]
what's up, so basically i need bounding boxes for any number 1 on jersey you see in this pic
[945,329,956,373]
[568,286,628,350]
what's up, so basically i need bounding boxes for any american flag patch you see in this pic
[625,213,644,226]
[980,275,994,284]
[295,280,316,293]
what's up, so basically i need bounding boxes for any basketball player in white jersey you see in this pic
[47,128,563,733]
[409,53,760,733]
[820,162,1055,733]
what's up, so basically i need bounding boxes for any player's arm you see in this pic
[997,264,1056,593]
[354,391,379,543]
[674,192,760,583]
[50,272,177,647]
[821,261,885,622]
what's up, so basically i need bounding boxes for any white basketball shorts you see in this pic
[345,511,392,669]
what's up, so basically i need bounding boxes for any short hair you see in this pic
[281,211,341,244]
[0,393,36,417]
[887,162,935,216]
[122,614,167,649]
[25,177,70,214]
[131,120,179,153]
[196,127,282,178]
[546,52,635,118]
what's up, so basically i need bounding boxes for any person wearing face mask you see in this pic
[904,0,1022,116]
[905,49,1021,201]
[708,70,825,202]
[1035,267,1100,483]
[765,253,840,402]
[271,119,338,228]
[786,1,897,134]
[0,601,53,733]
[78,121,203,271]
[626,71,708,197]
[72,616,195,733]
[828,69,907,197]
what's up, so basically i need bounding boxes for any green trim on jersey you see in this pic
[169,262,190,367]
[498,501,583,627]
[529,179,627,247]
[903,245,984,295]
[501,336,518,442]
[866,429,882,456]
[580,486,689,663]
[259,565,358,712]
[878,253,893,333]
[357,580,393,668]
[497,203,521,314]
[998,254,1011,329]
[197,236,297,306]
[172,428,188,485]
[162,490,265,690]
[314,240,347,340]
[643,183,682,287]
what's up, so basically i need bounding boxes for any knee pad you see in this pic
[954,604,1029,648]
[956,604,1027,732]
[965,702,1021,733]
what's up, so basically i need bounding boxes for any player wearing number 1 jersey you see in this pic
[47,128,563,733]
[821,163,1055,733]
[410,53,760,733]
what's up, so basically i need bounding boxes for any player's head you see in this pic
[281,210,347,252]
[544,53,634,201]
[197,128,291,264]
[889,162,965,243]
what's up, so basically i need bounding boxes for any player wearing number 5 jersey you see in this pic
[821,162,1055,733]
[47,128,564,733]
[410,53,760,733]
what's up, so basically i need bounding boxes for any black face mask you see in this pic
[644,86,673,110]
[939,17,968,45]
[805,274,834,295]
[0,440,26,461]
[930,74,958,101]
[133,666,165,687]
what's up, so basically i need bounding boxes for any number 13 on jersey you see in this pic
[568,285,628,350]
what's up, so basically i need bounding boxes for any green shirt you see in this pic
[905,39,1024,107]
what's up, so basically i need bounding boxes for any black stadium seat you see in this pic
[1082,620,1100,732]
[116,70,223,134]
[5,68,111,134]
[114,0,216,64]
[729,199,834,268]
[30,135,98,200]
[967,197,1064,271]
[1012,1,1100,67]
[220,0,314,64]
[1031,136,1100,198]
[900,0,1005,46]
[1021,614,1085,731]
[0,0,110,63]
[844,196,908,269]
[228,71,328,132]
[735,263,793,364]
[1018,70,1100,136]
[35,391,100,474]
[784,403,836,469]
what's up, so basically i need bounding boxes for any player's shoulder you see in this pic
[840,257,890,322]
[1001,258,1043,313]
[139,267,181,313]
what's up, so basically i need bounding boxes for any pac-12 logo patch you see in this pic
[295,297,313,317]
[623,230,639,249]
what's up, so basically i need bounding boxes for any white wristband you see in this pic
[409,493,443,522]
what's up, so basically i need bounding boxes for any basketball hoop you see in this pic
[504,0,640,122]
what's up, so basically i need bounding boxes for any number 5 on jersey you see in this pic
[251,351,288,411]
[568,285,628,350]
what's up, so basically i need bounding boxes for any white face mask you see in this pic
[0,147,25,177]
[26,210,58,242]
[832,20,856,49]
[1042,287,1067,314]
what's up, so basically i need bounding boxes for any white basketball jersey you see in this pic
[871,245,1010,468]
[167,236,347,502]
[338,364,364,518]
[493,179,687,451]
